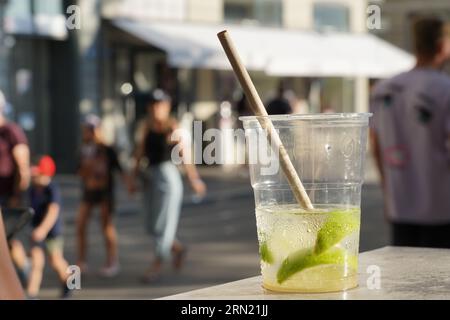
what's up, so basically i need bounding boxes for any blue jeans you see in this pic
[142,161,183,260]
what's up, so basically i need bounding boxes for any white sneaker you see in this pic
[99,263,120,278]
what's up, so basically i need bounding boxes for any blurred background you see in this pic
[0,0,446,299]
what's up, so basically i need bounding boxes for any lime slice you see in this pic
[259,241,274,264]
[271,263,358,292]
[277,247,348,284]
[314,209,359,255]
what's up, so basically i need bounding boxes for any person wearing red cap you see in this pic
[26,155,70,299]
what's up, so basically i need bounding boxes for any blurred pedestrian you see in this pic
[76,115,130,277]
[0,89,30,285]
[0,211,24,299]
[0,90,30,207]
[265,83,293,115]
[236,93,252,119]
[26,155,70,299]
[132,89,206,282]
[370,17,450,248]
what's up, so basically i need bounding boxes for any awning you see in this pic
[113,19,415,79]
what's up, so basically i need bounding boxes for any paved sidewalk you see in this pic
[30,164,388,300]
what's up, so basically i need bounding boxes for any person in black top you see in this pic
[144,128,173,165]
[132,89,206,283]
[76,115,131,277]
[266,83,293,115]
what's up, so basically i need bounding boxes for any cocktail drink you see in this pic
[256,205,360,292]
[240,113,371,293]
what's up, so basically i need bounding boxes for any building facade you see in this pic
[98,0,371,149]
[371,0,450,52]
[1,0,372,171]
[0,0,79,171]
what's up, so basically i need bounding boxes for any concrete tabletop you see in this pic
[161,246,450,300]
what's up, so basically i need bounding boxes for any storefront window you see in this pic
[6,0,63,16]
[4,0,66,39]
[313,3,350,32]
[33,0,63,15]
[224,0,282,27]
[5,0,31,18]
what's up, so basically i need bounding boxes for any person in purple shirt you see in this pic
[0,89,30,287]
[370,17,450,248]
[0,90,30,207]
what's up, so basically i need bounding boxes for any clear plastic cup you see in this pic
[240,113,371,293]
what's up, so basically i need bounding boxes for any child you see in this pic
[27,155,70,299]
[76,115,131,277]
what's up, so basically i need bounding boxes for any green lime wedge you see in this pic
[259,241,274,264]
[314,210,360,255]
[277,247,348,284]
